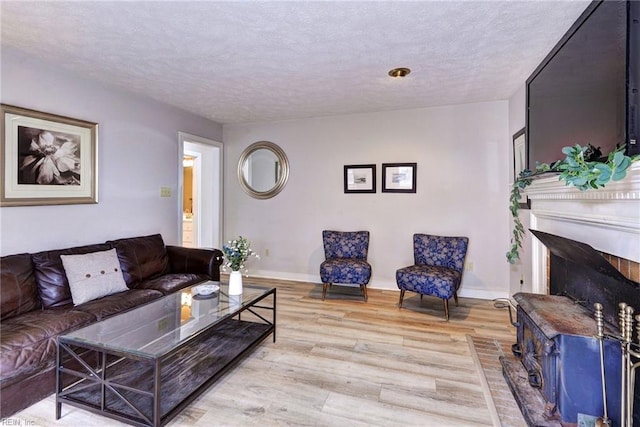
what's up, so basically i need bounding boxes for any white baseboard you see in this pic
[245,269,509,301]
[458,288,510,300]
[244,269,316,284]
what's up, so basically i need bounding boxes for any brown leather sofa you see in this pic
[0,234,223,417]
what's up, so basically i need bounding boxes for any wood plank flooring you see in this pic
[13,279,518,426]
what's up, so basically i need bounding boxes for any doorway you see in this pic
[179,132,222,249]
[182,155,197,247]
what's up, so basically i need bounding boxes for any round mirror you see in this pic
[237,141,289,199]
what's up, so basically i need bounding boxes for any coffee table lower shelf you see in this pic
[56,318,273,427]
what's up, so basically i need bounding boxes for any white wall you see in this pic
[507,84,533,295]
[224,102,512,299]
[0,48,223,255]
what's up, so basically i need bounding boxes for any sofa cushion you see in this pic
[31,243,112,308]
[0,308,96,385]
[107,234,170,288]
[0,254,40,320]
[139,273,209,295]
[72,289,163,321]
[61,249,129,305]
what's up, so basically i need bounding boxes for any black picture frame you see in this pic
[382,163,416,193]
[512,128,530,209]
[344,164,376,193]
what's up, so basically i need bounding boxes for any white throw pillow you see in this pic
[61,249,129,305]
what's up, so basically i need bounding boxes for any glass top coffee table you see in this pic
[56,282,276,427]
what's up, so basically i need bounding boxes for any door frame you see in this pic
[178,132,223,249]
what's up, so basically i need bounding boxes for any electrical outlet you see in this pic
[464,261,474,272]
[160,187,171,197]
[265,248,270,257]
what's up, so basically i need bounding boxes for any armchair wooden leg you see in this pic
[322,283,329,301]
[360,284,368,302]
[443,298,450,321]
[453,291,459,306]
[398,289,405,308]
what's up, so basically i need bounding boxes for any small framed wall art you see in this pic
[512,128,529,208]
[344,164,376,193]
[382,163,416,193]
[1,104,98,206]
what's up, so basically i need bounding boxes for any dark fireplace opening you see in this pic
[500,230,640,426]
[534,229,640,329]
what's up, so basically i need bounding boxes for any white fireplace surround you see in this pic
[526,162,640,294]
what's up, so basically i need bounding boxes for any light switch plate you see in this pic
[160,187,171,197]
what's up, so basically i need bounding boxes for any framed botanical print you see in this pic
[1,104,98,206]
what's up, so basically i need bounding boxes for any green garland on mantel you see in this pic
[506,144,640,264]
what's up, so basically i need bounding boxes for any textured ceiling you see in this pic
[1,1,590,125]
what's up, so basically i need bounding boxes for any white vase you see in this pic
[228,270,243,295]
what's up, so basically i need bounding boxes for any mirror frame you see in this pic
[237,141,289,199]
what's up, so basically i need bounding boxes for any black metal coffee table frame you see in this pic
[56,286,276,427]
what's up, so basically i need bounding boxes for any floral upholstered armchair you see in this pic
[319,230,371,301]
[396,233,469,320]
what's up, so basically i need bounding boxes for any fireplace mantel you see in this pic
[526,162,640,293]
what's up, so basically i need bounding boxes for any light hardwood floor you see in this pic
[14,279,517,426]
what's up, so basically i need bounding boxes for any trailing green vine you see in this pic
[506,144,639,264]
